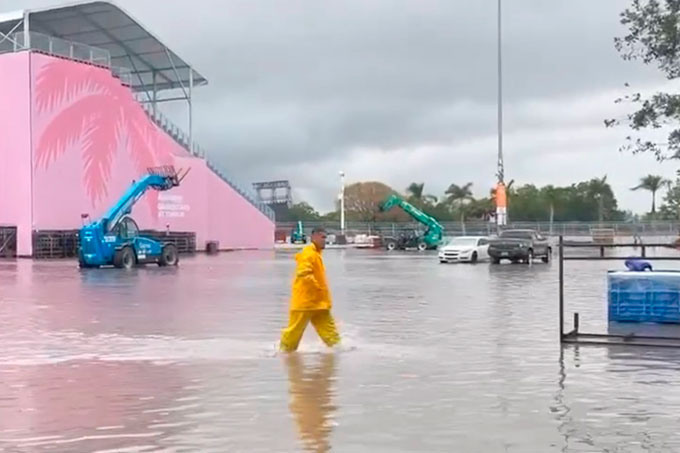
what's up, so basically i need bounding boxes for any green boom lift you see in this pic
[290,221,307,244]
[379,194,444,251]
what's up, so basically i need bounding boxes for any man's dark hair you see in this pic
[312,227,326,235]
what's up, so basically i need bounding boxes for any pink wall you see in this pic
[0,53,33,255]
[25,53,273,252]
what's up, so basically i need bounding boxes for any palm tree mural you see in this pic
[34,59,169,213]
[631,174,669,214]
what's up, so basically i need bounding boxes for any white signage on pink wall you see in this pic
[157,193,190,218]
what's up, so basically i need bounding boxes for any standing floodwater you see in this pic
[1,250,680,452]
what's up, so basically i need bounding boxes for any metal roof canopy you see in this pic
[16,1,207,94]
[0,1,209,151]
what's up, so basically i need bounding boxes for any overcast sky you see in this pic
[6,0,677,214]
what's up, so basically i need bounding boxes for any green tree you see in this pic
[589,175,611,223]
[631,174,669,213]
[406,182,438,205]
[343,181,408,222]
[659,174,680,219]
[445,183,473,207]
[287,202,321,221]
[543,185,562,233]
[499,178,624,222]
[445,182,474,226]
[607,0,680,159]
[406,182,424,200]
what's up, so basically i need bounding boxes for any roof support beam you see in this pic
[189,65,193,152]
[87,36,159,48]
[110,49,174,60]
[60,23,137,37]
[138,96,189,104]
[22,11,30,48]
[109,64,192,75]
[0,19,25,49]
[73,8,174,87]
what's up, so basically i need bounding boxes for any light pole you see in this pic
[497,0,503,186]
[495,0,506,231]
[339,171,345,235]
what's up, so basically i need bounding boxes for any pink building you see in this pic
[0,1,275,257]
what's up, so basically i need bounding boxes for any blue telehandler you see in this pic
[78,166,190,269]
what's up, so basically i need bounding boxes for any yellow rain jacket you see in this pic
[290,244,331,311]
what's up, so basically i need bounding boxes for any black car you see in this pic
[488,229,552,264]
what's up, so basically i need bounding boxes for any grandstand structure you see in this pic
[253,180,293,221]
[0,1,274,256]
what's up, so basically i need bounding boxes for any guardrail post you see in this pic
[559,235,564,342]
[573,312,579,334]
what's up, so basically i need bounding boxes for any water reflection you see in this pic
[6,251,680,451]
[554,345,680,452]
[0,361,189,451]
[285,353,337,453]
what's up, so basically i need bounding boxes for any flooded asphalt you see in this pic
[1,248,680,452]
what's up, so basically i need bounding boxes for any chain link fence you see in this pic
[275,221,680,239]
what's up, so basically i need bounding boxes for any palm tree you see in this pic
[446,182,474,232]
[589,175,610,223]
[34,59,163,211]
[406,182,424,200]
[543,185,560,234]
[446,182,474,205]
[406,182,438,205]
[631,175,669,214]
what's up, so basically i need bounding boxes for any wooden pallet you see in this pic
[139,230,197,255]
[32,230,79,259]
[32,229,197,259]
[0,226,17,258]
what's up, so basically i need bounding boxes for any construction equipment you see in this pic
[78,166,190,269]
[379,194,444,251]
[290,220,307,244]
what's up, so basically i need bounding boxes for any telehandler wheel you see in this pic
[114,246,135,269]
[159,244,179,267]
[417,242,427,252]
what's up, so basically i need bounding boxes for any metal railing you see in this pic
[111,66,133,87]
[138,100,274,220]
[139,102,205,158]
[274,220,680,237]
[206,160,276,221]
[5,31,111,67]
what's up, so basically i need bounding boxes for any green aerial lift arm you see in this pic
[379,194,444,246]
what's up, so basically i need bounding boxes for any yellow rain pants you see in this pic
[280,310,340,352]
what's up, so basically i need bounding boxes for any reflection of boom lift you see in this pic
[78,166,190,269]
[379,194,444,251]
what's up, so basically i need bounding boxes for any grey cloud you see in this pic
[6,0,673,214]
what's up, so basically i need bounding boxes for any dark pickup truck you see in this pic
[488,229,552,264]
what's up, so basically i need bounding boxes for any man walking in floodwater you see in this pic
[280,227,340,352]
